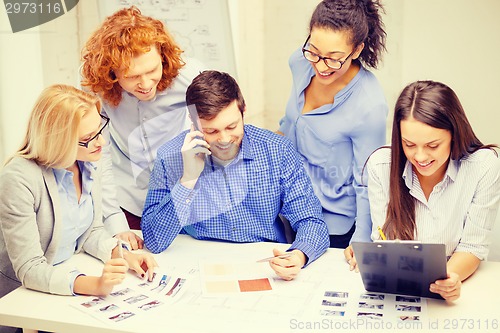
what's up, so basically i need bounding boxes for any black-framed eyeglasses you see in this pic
[302,35,356,70]
[78,115,110,148]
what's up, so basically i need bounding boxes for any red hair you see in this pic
[81,6,184,107]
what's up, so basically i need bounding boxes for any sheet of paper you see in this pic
[72,271,189,326]
[199,260,275,296]
[305,288,428,324]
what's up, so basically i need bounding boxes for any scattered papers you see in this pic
[312,289,427,323]
[73,272,189,325]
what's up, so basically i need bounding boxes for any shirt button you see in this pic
[186,199,191,204]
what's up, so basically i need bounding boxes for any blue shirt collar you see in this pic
[239,126,255,161]
[53,161,97,182]
[296,54,366,111]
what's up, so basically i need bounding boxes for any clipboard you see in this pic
[351,241,447,300]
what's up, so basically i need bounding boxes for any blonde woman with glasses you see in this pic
[0,85,157,306]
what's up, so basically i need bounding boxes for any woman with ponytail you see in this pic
[278,0,388,248]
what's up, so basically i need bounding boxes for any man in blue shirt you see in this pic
[142,70,329,280]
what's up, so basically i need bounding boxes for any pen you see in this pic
[117,239,124,259]
[377,226,387,240]
[256,253,292,263]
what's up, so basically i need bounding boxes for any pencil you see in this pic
[377,226,387,240]
[256,253,292,263]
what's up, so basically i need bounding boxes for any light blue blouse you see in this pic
[52,161,95,265]
[279,48,388,242]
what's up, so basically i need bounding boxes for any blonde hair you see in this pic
[11,84,101,168]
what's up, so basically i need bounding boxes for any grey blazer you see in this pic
[0,157,117,298]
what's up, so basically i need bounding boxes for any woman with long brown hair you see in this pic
[347,80,500,300]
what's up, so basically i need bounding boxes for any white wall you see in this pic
[262,0,318,128]
[0,9,45,163]
[260,0,500,145]
[397,0,500,146]
[229,0,266,127]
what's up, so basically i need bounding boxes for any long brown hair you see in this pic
[384,80,497,239]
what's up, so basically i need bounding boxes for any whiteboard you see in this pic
[97,0,237,78]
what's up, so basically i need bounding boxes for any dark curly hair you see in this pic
[309,0,386,69]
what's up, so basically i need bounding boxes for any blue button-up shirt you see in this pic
[142,125,329,264]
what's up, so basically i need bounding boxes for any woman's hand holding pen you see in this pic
[268,248,306,281]
[111,241,158,282]
[180,128,211,189]
[343,245,359,272]
[97,258,129,295]
[115,249,158,283]
[73,258,129,296]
